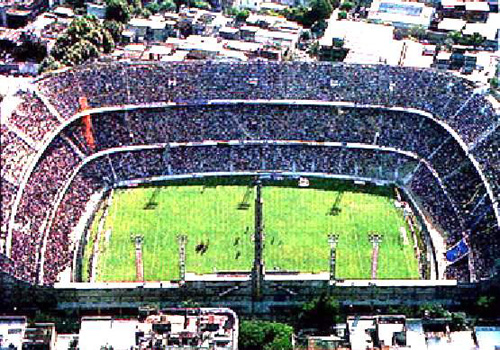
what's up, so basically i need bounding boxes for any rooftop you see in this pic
[438,18,467,31]
[78,308,237,350]
[368,0,435,27]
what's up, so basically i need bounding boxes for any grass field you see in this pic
[90,178,420,282]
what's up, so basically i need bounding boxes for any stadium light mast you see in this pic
[252,180,265,304]
[328,234,339,284]
[178,235,188,283]
[369,233,383,280]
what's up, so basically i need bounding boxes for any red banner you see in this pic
[79,97,95,150]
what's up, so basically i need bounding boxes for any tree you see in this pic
[340,1,354,10]
[308,41,319,56]
[311,19,327,34]
[49,16,117,68]
[447,30,462,44]
[13,37,47,63]
[408,25,426,41]
[418,303,450,318]
[297,295,341,332]
[490,76,498,89]
[39,56,62,73]
[66,0,85,9]
[235,9,250,22]
[475,295,498,317]
[239,321,293,350]
[466,32,485,47]
[450,312,467,331]
[146,1,161,13]
[193,0,211,9]
[103,20,124,43]
[284,0,333,27]
[101,30,115,53]
[159,0,176,11]
[308,0,333,22]
[105,0,131,23]
[226,7,250,22]
[300,30,311,41]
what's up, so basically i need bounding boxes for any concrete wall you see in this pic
[2,271,493,317]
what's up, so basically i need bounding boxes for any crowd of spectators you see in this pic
[409,166,465,246]
[166,144,418,180]
[65,105,446,159]
[43,169,104,284]
[468,205,500,281]
[101,144,418,182]
[410,165,499,281]
[1,181,17,244]
[10,137,80,283]
[1,124,36,185]
[1,125,36,247]
[36,62,497,145]
[8,91,61,143]
[471,129,500,197]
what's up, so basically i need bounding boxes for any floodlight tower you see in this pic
[369,233,383,280]
[328,234,339,284]
[133,234,144,282]
[178,234,188,283]
[252,180,265,302]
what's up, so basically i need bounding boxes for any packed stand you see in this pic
[65,105,447,160]
[1,124,36,185]
[409,165,465,246]
[36,62,498,145]
[467,206,500,281]
[471,128,500,199]
[103,144,419,182]
[410,165,500,282]
[42,161,109,284]
[1,181,18,243]
[10,137,80,283]
[8,91,61,143]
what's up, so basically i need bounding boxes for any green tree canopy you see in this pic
[13,37,47,63]
[309,0,333,22]
[105,0,131,23]
[283,0,333,27]
[103,20,124,42]
[239,321,293,350]
[39,55,62,74]
[340,1,354,10]
[146,1,161,13]
[46,16,116,71]
[193,0,211,9]
[159,0,176,11]
[297,295,342,332]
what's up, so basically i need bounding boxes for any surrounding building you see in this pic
[368,0,435,29]
[78,308,238,350]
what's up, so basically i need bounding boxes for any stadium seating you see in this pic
[1,62,498,285]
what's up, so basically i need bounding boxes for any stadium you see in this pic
[1,62,499,314]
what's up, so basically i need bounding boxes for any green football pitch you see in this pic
[87,178,420,282]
